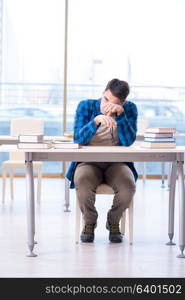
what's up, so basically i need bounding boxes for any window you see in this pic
[1,0,65,174]
[1,0,185,176]
[67,0,185,176]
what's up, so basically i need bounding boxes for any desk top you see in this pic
[0,144,185,153]
[1,133,185,144]
[0,135,72,144]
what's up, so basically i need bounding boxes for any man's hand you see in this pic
[102,102,124,116]
[94,114,117,130]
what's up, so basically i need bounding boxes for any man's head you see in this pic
[104,78,130,102]
[101,79,129,114]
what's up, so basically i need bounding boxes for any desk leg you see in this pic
[166,162,177,245]
[64,177,71,212]
[64,161,71,212]
[177,158,185,258]
[25,153,37,257]
[167,162,172,190]
[161,162,165,188]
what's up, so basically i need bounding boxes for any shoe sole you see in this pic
[109,239,122,243]
[80,234,94,243]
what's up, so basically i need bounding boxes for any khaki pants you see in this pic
[74,162,136,225]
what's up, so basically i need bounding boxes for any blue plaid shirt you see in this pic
[66,98,138,188]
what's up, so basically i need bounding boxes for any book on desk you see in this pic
[141,141,176,148]
[142,127,176,148]
[145,127,176,134]
[17,141,79,149]
[18,134,44,143]
[51,141,79,149]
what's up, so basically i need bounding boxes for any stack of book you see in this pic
[142,128,176,148]
[18,134,51,149]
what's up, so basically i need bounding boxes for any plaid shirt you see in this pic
[66,98,138,188]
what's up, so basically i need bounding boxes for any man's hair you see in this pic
[105,78,130,101]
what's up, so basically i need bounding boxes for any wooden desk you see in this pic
[0,145,185,258]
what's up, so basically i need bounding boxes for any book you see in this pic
[17,141,79,149]
[52,141,79,149]
[18,134,44,143]
[144,138,175,142]
[141,142,176,148]
[44,136,72,142]
[144,133,173,138]
[17,142,52,149]
[145,128,176,134]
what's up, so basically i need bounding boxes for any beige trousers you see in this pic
[74,162,136,225]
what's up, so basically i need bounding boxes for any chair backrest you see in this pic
[96,184,114,194]
[10,117,44,160]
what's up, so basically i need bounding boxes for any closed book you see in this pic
[141,142,176,148]
[52,141,79,149]
[18,142,52,149]
[145,128,176,134]
[144,133,173,138]
[18,134,44,143]
[144,138,175,142]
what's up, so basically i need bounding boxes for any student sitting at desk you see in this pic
[66,79,138,243]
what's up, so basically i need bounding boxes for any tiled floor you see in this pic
[0,177,185,278]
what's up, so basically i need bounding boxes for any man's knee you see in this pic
[74,164,102,186]
[124,178,136,193]
[115,180,136,208]
[115,177,136,194]
[75,172,102,191]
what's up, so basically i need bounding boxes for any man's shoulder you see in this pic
[79,98,99,105]
[77,98,100,110]
[125,100,138,111]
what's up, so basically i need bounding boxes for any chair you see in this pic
[75,183,133,245]
[2,117,43,203]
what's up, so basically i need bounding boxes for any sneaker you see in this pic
[80,224,96,243]
[106,222,123,243]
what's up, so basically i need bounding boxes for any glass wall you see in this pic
[0,0,65,173]
[1,0,185,175]
[67,0,185,175]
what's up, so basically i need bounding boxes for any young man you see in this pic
[66,79,138,243]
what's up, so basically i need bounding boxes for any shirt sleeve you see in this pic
[73,100,98,145]
[116,102,138,146]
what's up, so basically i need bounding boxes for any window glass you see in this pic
[67,0,185,175]
[1,0,64,174]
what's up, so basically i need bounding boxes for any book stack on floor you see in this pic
[17,134,79,149]
[142,128,176,148]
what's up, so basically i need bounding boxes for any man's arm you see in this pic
[116,102,138,146]
[73,101,98,145]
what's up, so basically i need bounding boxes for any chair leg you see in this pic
[142,162,146,183]
[9,169,14,200]
[120,211,126,235]
[75,197,81,244]
[128,200,134,245]
[2,168,7,203]
[37,169,42,203]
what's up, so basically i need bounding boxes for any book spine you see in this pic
[145,129,176,134]
[19,135,44,143]
[144,134,173,138]
[144,140,176,143]
[144,138,175,142]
